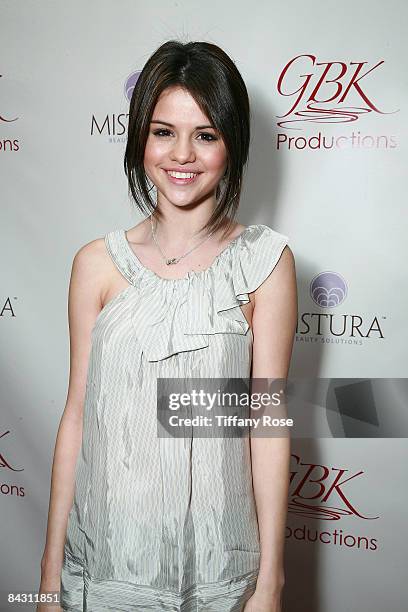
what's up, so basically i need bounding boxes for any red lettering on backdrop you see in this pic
[276,54,398,128]
[0,430,24,472]
[290,453,379,520]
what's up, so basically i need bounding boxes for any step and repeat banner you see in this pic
[1,1,407,610]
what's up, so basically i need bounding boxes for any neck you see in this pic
[151,201,225,246]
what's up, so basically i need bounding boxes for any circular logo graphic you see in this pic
[124,71,141,103]
[310,271,347,308]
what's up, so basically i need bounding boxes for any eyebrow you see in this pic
[150,120,216,130]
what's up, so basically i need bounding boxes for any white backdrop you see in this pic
[1,1,407,610]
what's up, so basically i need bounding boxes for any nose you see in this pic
[170,135,196,163]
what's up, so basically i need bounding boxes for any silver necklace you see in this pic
[150,214,216,265]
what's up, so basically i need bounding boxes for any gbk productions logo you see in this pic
[275,54,399,150]
[90,70,141,142]
[0,430,25,498]
[287,453,379,552]
[297,271,386,346]
[0,73,20,153]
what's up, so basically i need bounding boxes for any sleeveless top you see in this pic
[60,223,289,612]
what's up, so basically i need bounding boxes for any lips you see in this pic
[163,169,200,185]
[164,168,201,174]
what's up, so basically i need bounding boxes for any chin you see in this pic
[164,197,200,207]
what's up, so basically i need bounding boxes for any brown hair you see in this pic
[124,39,251,239]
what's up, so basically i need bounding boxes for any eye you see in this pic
[151,129,218,142]
[152,129,172,137]
[198,132,218,142]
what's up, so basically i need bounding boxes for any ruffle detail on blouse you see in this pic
[105,225,289,362]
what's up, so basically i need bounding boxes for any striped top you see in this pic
[60,224,289,611]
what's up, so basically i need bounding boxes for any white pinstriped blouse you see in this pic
[60,224,289,612]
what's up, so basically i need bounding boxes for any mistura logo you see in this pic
[0,297,16,317]
[296,271,386,345]
[90,70,141,141]
[275,54,399,150]
[287,453,379,551]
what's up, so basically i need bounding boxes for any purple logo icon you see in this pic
[310,272,347,308]
[124,71,141,103]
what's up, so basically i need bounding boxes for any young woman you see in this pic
[38,40,297,612]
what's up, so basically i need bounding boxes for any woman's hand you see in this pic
[243,587,283,612]
[36,574,63,612]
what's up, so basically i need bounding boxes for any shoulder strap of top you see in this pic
[104,229,138,285]
[233,224,289,295]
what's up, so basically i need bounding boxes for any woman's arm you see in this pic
[249,245,298,601]
[38,240,108,594]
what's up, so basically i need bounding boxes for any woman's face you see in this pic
[144,86,228,208]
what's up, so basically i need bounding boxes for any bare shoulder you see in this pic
[63,235,113,419]
[73,232,122,289]
[251,244,297,378]
[73,235,108,272]
[277,243,295,268]
[68,233,124,323]
[254,244,296,301]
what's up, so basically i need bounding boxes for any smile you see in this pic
[164,169,200,184]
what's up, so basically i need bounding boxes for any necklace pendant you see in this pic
[166,257,178,265]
